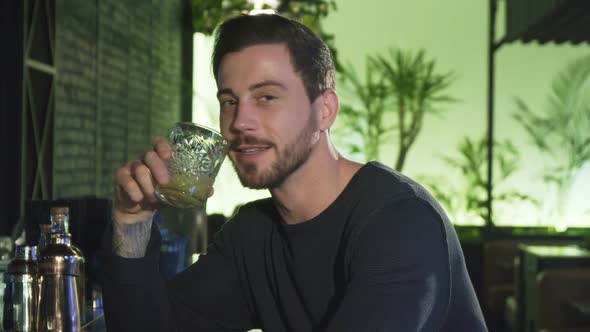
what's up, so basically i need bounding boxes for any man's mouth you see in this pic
[230,136,274,157]
[233,146,272,155]
[236,146,271,154]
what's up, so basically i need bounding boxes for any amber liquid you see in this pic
[155,174,211,208]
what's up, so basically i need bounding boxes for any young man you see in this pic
[104,13,487,331]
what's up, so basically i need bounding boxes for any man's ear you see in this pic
[317,88,339,131]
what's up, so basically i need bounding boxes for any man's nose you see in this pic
[230,102,258,133]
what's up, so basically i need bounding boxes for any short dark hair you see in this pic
[212,14,335,102]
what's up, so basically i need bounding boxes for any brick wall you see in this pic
[53,0,191,199]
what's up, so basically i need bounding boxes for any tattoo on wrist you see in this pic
[112,216,154,258]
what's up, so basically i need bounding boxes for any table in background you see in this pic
[518,245,590,332]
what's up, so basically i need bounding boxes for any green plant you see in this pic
[338,48,457,168]
[338,58,394,161]
[373,48,457,171]
[192,0,253,35]
[420,136,536,225]
[191,0,340,68]
[513,54,590,227]
[276,0,339,69]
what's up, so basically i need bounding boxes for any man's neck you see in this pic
[270,134,363,225]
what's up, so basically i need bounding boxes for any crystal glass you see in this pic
[155,122,228,208]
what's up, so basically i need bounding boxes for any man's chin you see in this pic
[235,166,283,190]
[237,175,269,190]
[234,166,266,190]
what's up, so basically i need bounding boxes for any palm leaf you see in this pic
[513,54,590,204]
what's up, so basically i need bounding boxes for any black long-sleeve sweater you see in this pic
[101,162,487,331]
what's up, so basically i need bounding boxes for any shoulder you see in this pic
[353,162,426,201]
[217,197,276,238]
[232,197,275,220]
[206,197,277,258]
[345,198,452,291]
[345,163,455,259]
[353,197,449,250]
[350,162,450,226]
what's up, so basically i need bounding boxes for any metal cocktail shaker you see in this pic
[37,207,85,332]
[2,245,38,332]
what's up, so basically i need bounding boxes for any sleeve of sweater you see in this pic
[100,220,255,332]
[323,198,451,332]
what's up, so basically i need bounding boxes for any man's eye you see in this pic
[220,100,237,108]
[259,95,276,102]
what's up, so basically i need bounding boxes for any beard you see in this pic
[230,115,320,190]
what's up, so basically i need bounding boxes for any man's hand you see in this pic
[111,136,215,258]
[111,136,172,258]
[113,136,172,225]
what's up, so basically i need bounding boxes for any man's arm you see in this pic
[167,229,257,331]
[101,219,173,331]
[112,214,153,258]
[323,198,485,332]
[102,216,256,332]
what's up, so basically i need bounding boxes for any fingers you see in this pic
[129,160,158,203]
[143,150,169,185]
[115,158,161,207]
[152,136,172,160]
[208,186,214,198]
[114,137,175,215]
[115,162,144,204]
[113,137,174,218]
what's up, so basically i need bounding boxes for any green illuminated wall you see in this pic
[323,0,589,228]
[194,0,590,228]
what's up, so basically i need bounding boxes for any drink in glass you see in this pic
[155,122,228,208]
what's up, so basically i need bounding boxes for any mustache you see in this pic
[229,135,274,149]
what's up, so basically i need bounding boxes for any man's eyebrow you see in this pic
[216,88,235,99]
[217,81,287,99]
[249,80,287,91]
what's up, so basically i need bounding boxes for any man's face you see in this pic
[217,43,321,189]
